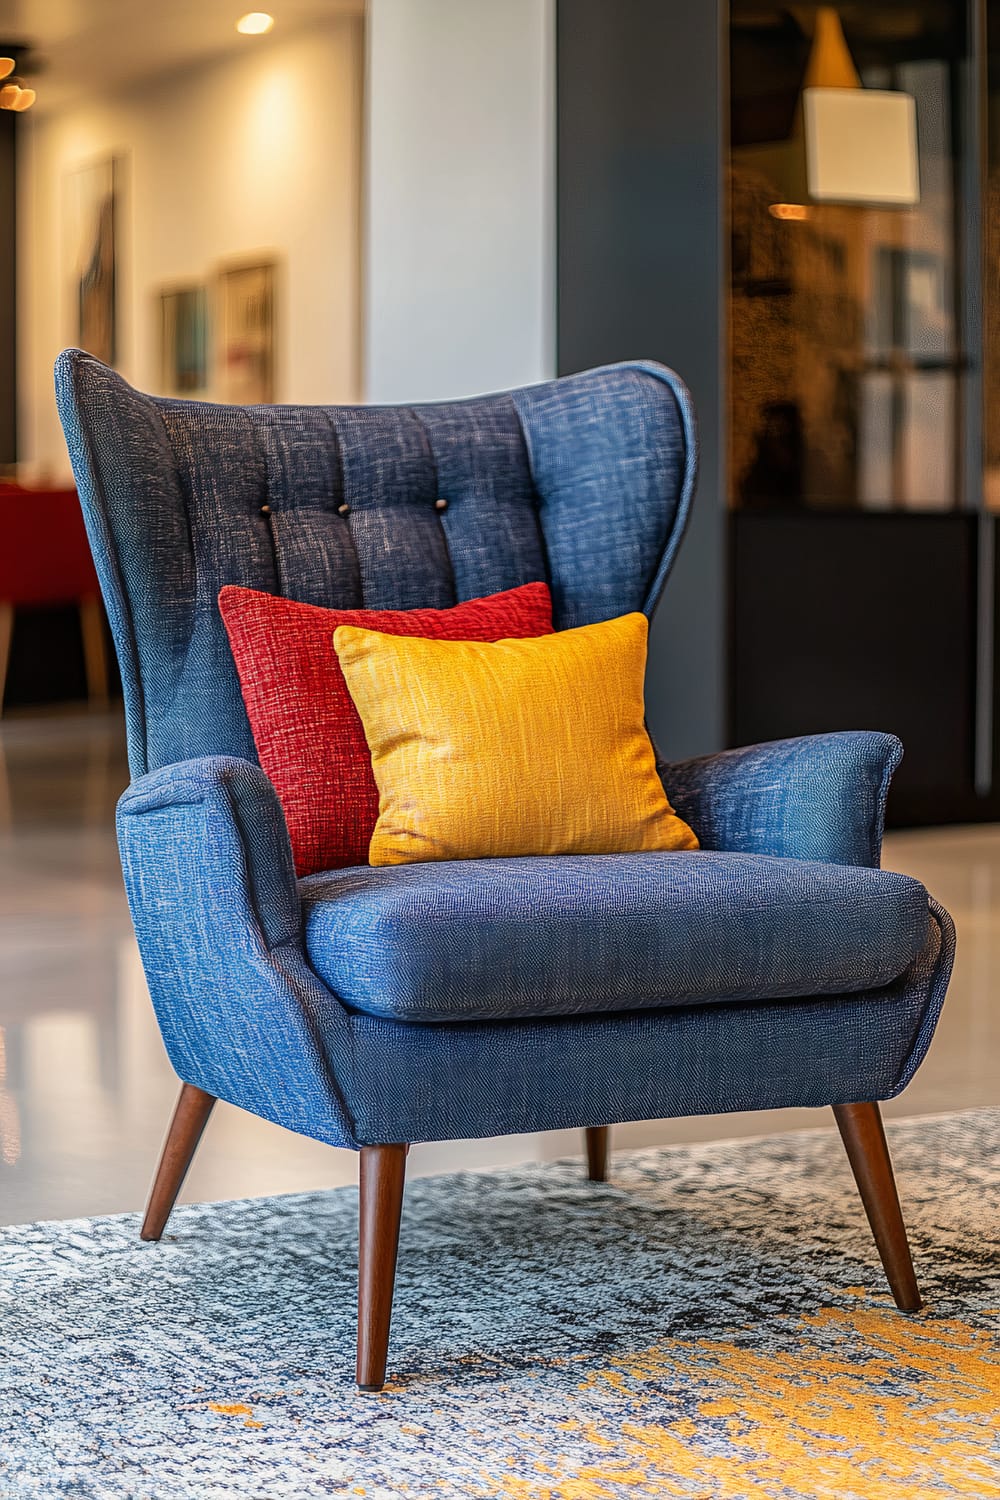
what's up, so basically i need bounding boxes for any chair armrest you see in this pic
[116,756,355,1145]
[658,731,902,867]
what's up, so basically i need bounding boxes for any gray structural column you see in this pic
[557,0,726,760]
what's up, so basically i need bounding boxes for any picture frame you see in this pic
[217,258,276,404]
[64,154,125,367]
[159,284,208,396]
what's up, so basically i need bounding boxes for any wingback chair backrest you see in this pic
[55,352,697,778]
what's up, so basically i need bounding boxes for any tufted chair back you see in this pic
[55,352,697,778]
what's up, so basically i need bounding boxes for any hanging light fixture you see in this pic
[770,7,919,212]
[802,9,919,205]
[802,6,861,89]
[0,81,35,110]
[0,55,35,111]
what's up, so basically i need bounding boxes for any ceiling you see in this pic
[0,0,364,113]
[731,2,956,38]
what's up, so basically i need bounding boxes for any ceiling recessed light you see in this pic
[236,12,275,34]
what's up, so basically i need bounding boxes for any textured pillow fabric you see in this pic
[219,582,553,876]
[333,611,699,866]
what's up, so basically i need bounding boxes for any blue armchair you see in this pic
[55,351,955,1391]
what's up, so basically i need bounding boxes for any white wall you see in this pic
[18,16,364,479]
[21,1,555,471]
[364,0,555,403]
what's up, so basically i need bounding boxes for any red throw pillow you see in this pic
[219,582,554,876]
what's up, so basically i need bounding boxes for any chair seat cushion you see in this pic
[301,850,931,1024]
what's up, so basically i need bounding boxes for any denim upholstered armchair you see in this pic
[55,351,955,1391]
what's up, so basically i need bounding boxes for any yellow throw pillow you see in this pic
[332,611,698,867]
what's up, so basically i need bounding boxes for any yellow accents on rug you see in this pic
[207,1401,264,1430]
[472,1302,1000,1499]
[332,612,698,866]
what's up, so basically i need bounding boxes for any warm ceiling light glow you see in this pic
[803,7,860,89]
[769,203,810,221]
[0,81,35,111]
[0,59,14,81]
[236,12,275,34]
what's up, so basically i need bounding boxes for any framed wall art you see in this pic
[217,259,276,404]
[65,154,125,367]
[159,284,208,396]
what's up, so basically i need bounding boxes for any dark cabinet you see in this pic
[731,511,997,824]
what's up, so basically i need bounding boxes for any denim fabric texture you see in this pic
[342,904,953,1145]
[54,352,694,780]
[301,853,929,1023]
[659,731,902,868]
[58,351,955,1151]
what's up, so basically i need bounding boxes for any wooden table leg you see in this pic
[79,595,110,709]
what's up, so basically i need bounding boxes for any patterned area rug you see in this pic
[1,1109,998,1500]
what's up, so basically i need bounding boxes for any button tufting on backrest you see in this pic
[54,352,697,776]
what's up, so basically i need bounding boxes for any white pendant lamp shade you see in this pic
[771,7,921,210]
[804,86,920,205]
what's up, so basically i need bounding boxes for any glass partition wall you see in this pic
[559,0,1000,820]
[730,2,971,512]
[726,1,1000,823]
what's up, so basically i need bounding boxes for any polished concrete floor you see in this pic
[1,709,998,1227]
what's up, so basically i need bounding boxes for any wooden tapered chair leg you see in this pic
[584,1125,610,1182]
[140,1083,216,1242]
[357,1143,407,1392]
[833,1101,921,1312]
